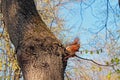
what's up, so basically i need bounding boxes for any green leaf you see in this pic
[106,62,109,65]
[111,59,114,63]
[110,58,120,64]
[115,58,120,64]
[90,51,93,54]
[96,50,99,54]
[85,50,88,54]
[116,69,120,74]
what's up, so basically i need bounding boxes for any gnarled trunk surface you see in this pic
[2,0,67,80]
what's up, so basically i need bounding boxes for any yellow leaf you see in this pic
[106,72,111,80]
[99,67,102,71]
[44,0,50,3]
[0,61,2,70]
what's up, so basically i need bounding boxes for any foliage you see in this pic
[0,0,120,80]
[0,22,20,79]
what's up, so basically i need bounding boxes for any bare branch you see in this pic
[75,55,119,67]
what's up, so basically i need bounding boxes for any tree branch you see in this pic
[75,55,118,67]
[118,0,120,8]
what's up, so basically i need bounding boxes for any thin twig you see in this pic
[75,55,118,67]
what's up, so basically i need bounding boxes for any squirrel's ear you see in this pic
[74,37,79,42]
[75,37,79,40]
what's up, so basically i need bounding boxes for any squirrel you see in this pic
[65,37,80,60]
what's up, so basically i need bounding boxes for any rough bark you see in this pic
[2,0,67,80]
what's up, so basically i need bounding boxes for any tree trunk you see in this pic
[2,0,67,80]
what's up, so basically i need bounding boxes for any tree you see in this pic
[1,0,68,80]
[1,0,120,80]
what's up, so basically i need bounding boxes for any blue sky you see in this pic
[58,0,120,48]
[57,0,120,63]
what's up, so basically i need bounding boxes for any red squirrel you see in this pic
[65,37,80,59]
